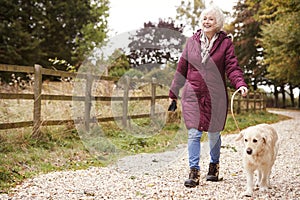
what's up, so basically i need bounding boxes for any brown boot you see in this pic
[206,163,219,182]
[184,168,200,188]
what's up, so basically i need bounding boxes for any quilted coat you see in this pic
[169,30,247,132]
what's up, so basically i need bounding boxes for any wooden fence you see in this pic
[229,91,267,114]
[0,64,266,136]
[0,64,169,137]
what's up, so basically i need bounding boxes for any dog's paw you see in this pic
[259,186,268,192]
[241,190,253,197]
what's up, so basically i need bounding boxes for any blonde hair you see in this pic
[200,6,225,32]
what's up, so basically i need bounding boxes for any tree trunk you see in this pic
[253,79,258,91]
[289,84,295,107]
[298,86,300,109]
[281,85,286,108]
[274,85,279,108]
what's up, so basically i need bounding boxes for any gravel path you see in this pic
[1,109,299,200]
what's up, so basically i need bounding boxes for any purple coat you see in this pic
[169,30,247,132]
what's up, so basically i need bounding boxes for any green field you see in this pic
[0,109,290,193]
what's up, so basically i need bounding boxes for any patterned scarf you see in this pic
[200,32,219,64]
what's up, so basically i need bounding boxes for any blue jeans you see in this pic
[188,128,221,170]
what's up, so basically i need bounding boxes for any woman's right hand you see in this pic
[169,98,177,104]
[168,98,177,111]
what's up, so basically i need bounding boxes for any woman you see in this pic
[169,6,248,188]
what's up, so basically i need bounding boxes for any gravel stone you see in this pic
[0,109,299,199]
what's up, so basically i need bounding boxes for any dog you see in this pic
[235,123,279,197]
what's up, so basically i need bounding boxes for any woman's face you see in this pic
[202,12,218,35]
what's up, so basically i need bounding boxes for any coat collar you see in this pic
[192,29,227,42]
[192,29,228,55]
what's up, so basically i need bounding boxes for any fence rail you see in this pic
[230,91,266,114]
[0,64,266,135]
[0,64,169,137]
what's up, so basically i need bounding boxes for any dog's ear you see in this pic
[261,129,271,145]
[235,131,244,141]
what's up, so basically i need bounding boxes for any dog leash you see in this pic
[230,88,243,133]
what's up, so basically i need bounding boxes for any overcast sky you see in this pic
[107,0,237,36]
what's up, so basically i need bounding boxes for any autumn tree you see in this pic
[257,0,300,107]
[175,0,205,33]
[107,49,131,77]
[0,0,109,81]
[230,1,265,90]
[127,18,185,71]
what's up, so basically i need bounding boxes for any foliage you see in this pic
[48,58,76,72]
[142,66,176,87]
[0,0,109,81]
[175,0,205,33]
[127,19,185,70]
[230,1,265,90]
[257,0,300,86]
[230,0,300,108]
[124,69,144,79]
[107,49,131,77]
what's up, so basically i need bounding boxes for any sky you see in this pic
[107,0,237,37]
[106,1,300,96]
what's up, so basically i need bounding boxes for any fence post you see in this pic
[258,92,261,110]
[263,93,267,110]
[237,94,241,114]
[150,78,157,119]
[246,92,249,112]
[259,92,263,110]
[84,73,93,132]
[32,64,42,138]
[254,91,257,111]
[122,76,130,127]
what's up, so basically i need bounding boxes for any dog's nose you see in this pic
[246,148,252,155]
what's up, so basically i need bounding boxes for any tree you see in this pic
[175,0,205,33]
[257,0,300,107]
[107,49,131,77]
[0,0,43,66]
[0,0,109,81]
[230,0,265,90]
[259,2,300,83]
[127,18,185,71]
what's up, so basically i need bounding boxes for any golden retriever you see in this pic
[235,123,279,197]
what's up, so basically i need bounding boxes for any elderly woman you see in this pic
[169,6,248,187]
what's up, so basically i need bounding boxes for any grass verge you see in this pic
[0,110,290,193]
